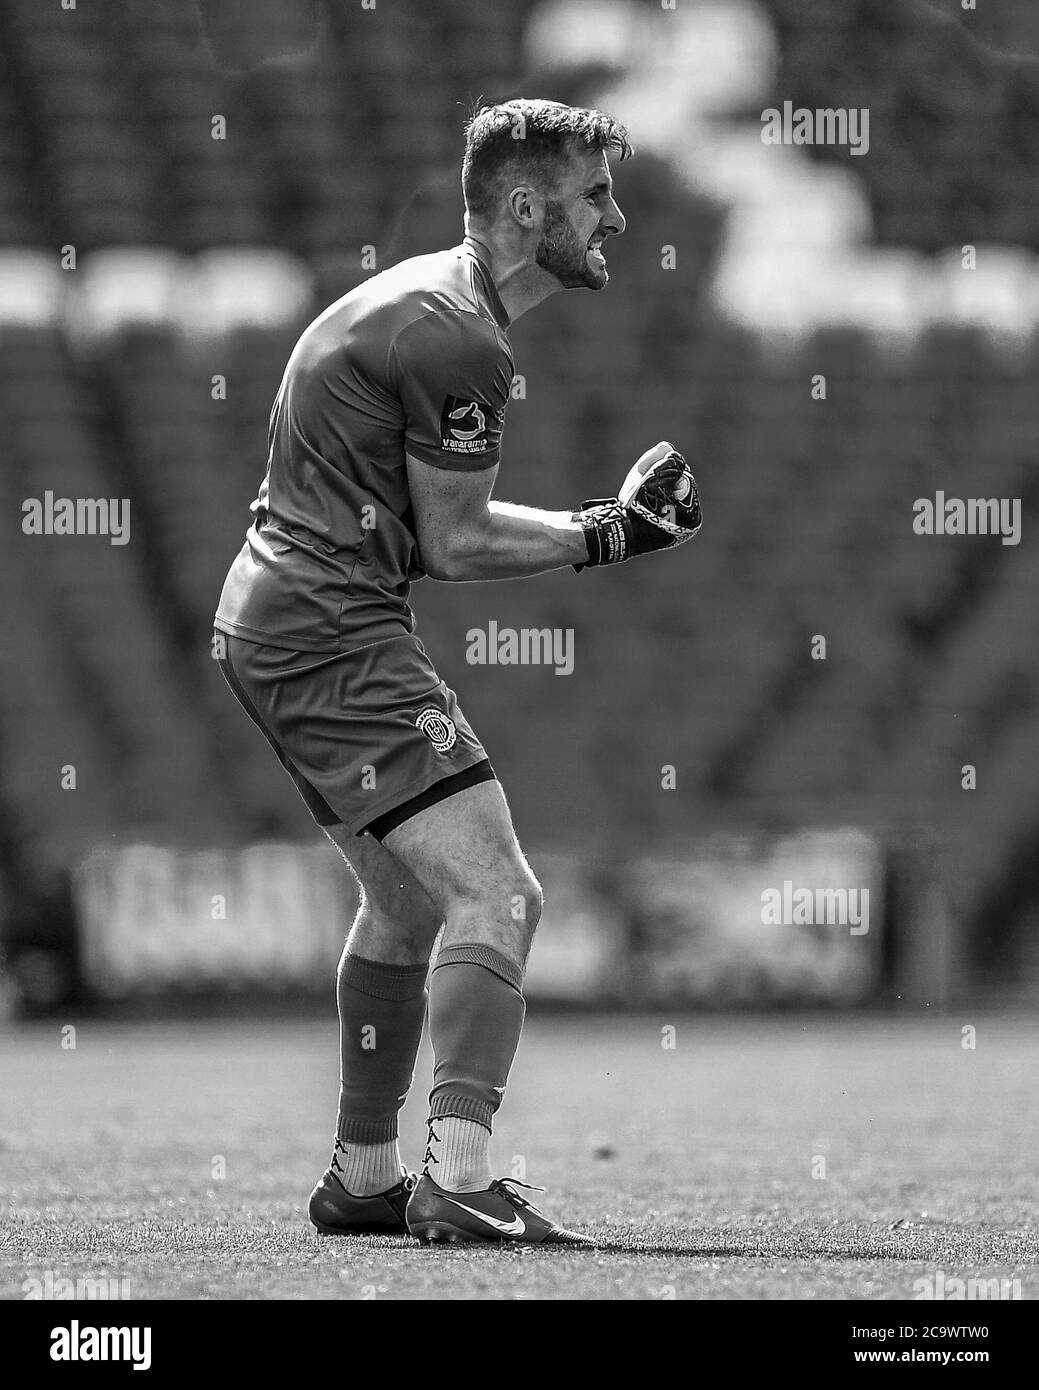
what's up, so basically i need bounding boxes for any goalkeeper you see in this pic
[214,98,701,1248]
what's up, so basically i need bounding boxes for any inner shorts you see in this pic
[215,629,496,840]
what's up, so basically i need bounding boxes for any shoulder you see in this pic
[383,244,513,368]
[392,305,511,374]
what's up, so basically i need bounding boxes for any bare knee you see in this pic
[348,887,443,965]
[446,862,543,960]
[510,869,543,936]
[367,878,444,935]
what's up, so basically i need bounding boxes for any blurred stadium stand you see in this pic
[0,0,1037,1011]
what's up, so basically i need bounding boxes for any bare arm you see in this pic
[406,453,588,580]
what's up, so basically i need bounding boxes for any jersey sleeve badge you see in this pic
[439,395,503,454]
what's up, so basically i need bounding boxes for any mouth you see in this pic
[587,237,606,268]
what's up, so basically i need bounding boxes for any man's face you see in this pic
[534,150,626,290]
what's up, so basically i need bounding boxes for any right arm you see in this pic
[408,439,700,580]
[406,454,589,581]
[393,312,698,580]
[394,310,589,579]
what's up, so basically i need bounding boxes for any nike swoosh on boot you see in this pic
[406,1174,595,1246]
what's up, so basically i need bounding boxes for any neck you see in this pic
[465,224,560,324]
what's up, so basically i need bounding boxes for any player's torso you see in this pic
[216,243,507,653]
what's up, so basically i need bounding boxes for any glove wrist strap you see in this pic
[572,499,630,570]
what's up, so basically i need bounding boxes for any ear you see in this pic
[506,185,540,232]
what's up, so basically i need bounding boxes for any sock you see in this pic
[425,943,526,1191]
[330,1136,403,1196]
[423,1116,493,1193]
[332,950,428,1196]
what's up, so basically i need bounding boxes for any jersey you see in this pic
[215,237,514,653]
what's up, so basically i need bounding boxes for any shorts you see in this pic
[215,630,496,840]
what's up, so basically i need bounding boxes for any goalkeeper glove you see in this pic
[573,441,702,569]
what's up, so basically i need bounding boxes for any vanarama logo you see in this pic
[760,881,869,935]
[466,621,574,676]
[439,395,501,454]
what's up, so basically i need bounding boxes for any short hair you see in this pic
[461,98,633,219]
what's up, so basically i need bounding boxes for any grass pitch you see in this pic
[1,1013,1036,1300]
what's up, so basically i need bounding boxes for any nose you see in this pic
[604,196,625,236]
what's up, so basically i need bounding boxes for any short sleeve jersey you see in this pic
[215,237,513,652]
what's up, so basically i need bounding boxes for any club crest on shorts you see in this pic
[415,706,457,752]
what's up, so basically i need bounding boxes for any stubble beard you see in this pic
[535,198,607,290]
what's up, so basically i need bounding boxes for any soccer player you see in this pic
[214,99,701,1246]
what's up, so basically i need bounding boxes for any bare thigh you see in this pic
[323,823,444,965]
[381,780,542,969]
